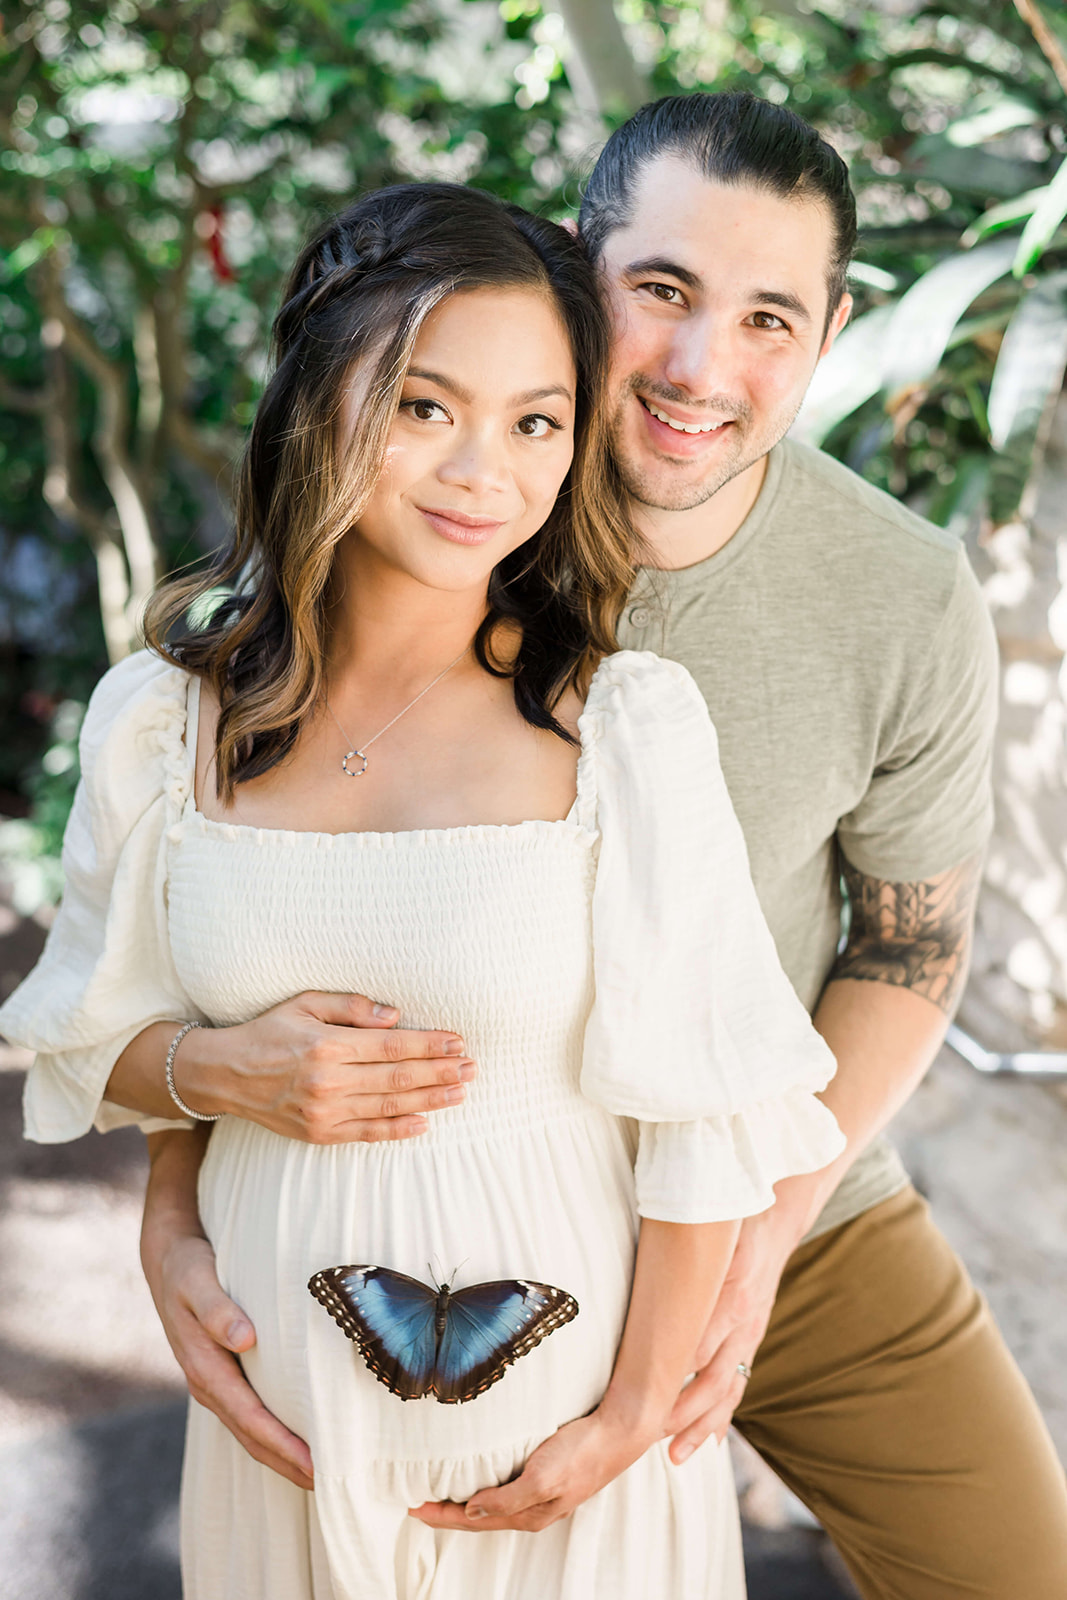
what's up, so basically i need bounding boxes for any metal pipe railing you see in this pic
[946,1024,1067,1078]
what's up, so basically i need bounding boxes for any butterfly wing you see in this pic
[433,1279,579,1404]
[308,1266,438,1401]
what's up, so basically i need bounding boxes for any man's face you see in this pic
[597,155,852,512]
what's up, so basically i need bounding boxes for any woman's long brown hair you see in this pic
[144,183,637,799]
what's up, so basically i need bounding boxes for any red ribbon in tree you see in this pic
[202,204,235,283]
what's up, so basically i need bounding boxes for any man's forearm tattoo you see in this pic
[831,853,983,1015]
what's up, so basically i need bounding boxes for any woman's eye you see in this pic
[515,414,559,438]
[647,283,682,304]
[402,398,449,422]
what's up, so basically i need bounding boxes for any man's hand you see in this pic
[667,852,986,1461]
[141,1130,314,1489]
[664,1207,792,1461]
[150,1230,315,1490]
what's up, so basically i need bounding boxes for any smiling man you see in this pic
[125,92,1067,1597]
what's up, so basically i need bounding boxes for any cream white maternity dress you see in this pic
[1,647,845,1600]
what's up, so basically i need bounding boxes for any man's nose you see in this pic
[662,313,737,400]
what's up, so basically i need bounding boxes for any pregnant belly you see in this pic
[199,1110,639,1503]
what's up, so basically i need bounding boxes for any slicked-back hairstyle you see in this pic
[580,91,857,321]
[144,183,637,799]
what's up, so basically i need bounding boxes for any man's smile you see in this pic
[638,396,732,436]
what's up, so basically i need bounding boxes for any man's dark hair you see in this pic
[580,91,857,320]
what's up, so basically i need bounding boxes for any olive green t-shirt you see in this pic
[617,438,999,1240]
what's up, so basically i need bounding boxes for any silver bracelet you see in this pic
[164,1021,220,1122]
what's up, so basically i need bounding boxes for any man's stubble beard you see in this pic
[607,380,804,514]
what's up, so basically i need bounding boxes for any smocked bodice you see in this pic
[169,811,598,1143]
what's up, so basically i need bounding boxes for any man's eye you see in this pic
[515,414,560,438]
[402,398,449,421]
[646,283,682,304]
[750,312,787,330]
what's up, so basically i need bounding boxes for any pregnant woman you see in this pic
[1,183,844,1598]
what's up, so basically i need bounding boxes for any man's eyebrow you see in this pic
[622,256,703,291]
[405,370,572,407]
[752,290,812,323]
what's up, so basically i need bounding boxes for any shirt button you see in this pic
[629,604,651,629]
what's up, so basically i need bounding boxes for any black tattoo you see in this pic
[832,853,983,1015]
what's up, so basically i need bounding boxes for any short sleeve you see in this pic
[837,548,998,882]
[578,652,845,1223]
[0,650,199,1142]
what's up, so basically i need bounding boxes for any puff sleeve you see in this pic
[0,651,199,1142]
[578,652,845,1222]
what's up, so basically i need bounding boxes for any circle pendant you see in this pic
[341,748,368,778]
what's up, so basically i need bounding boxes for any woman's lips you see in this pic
[419,507,505,545]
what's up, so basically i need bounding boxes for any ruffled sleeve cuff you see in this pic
[0,649,201,1143]
[22,1031,194,1143]
[634,1090,846,1223]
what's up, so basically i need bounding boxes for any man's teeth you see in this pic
[644,401,726,435]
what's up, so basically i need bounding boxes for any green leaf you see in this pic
[1014,154,1067,278]
[987,272,1067,520]
[961,188,1047,248]
[847,260,898,292]
[881,237,1016,398]
[945,99,1038,149]
[0,227,60,283]
[988,273,1067,450]
[905,135,1045,201]
[790,305,895,446]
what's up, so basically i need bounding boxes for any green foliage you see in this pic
[0,0,581,864]
[4,0,1067,897]
[0,699,84,915]
[736,0,1067,531]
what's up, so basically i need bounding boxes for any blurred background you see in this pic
[2,1,1067,1596]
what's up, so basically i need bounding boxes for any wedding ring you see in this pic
[736,1361,753,1381]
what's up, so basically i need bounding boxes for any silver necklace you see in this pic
[326,646,469,778]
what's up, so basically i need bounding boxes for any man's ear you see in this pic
[819,292,852,359]
[560,217,578,238]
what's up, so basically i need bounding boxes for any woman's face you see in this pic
[343,286,577,594]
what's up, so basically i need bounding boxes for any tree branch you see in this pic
[38,333,133,664]
[32,236,160,628]
[1013,0,1067,101]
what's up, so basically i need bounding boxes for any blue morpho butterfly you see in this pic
[308,1264,579,1403]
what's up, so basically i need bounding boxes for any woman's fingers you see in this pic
[297,990,401,1028]
[407,1496,561,1533]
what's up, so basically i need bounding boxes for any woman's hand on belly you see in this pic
[162,991,476,1142]
[408,1407,660,1534]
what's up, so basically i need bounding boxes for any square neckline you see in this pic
[182,675,592,844]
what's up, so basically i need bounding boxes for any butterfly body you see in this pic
[308,1265,579,1404]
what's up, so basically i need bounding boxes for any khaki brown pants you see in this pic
[734,1185,1067,1599]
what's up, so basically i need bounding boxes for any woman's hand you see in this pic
[108,990,476,1142]
[180,990,476,1142]
[409,1406,659,1533]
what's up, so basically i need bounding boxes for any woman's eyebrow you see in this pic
[509,384,573,405]
[406,369,573,407]
[406,366,472,401]
[623,255,702,290]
